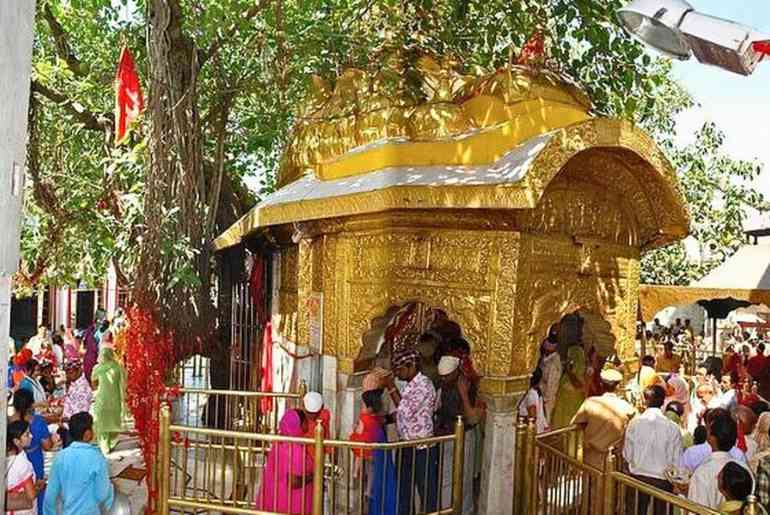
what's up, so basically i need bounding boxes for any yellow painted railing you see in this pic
[512,418,765,515]
[158,405,467,515]
[171,384,306,433]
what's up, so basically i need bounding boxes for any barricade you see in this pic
[171,385,305,433]
[157,405,467,515]
[512,417,766,515]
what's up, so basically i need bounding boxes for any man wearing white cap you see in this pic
[571,366,636,470]
[434,355,479,515]
[302,391,331,440]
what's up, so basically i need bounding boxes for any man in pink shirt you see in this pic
[59,358,93,447]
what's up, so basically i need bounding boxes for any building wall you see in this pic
[0,1,38,507]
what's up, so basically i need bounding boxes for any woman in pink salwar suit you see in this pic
[255,409,314,514]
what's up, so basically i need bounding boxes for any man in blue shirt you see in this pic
[44,412,115,515]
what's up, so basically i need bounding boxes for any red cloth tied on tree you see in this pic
[124,307,175,507]
[259,322,274,414]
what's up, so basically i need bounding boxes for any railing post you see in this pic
[603,448,616,515]
[158,403,171,515]
[513,417,527,515]
[299,380,308,399]
[312,419,325,515]
[522,417,536,515]
[745,495,768,515]
[452,416,466,515]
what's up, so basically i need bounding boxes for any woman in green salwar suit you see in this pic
[550,342,587,429]
[92,346,126,454]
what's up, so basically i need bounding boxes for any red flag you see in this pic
[114,46,144,146]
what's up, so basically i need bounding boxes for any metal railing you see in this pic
[513,418,768,515]
[608,461,722,515]
[173,354,211,389]
[158,405,467,515]
[514,420,606,515]
[171,384,306,433]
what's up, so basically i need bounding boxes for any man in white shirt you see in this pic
[624,384,683,515]
[688,412,751,509]
[717,375,738,413]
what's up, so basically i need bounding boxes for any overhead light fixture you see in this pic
[616,0,694,60]
[679,12,765,75]
[617,0,769,75]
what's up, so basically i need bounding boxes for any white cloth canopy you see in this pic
[694,244,770,291]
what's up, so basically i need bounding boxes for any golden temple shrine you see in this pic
[214,55,690,514]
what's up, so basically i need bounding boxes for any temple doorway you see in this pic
[356,301,471,381]
[539,309,617,429]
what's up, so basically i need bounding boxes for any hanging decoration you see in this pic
[517,30,546,66]
[114,46,145,145]
[249,253,266,325]
[124,306,175,511]
[259,321,274,415]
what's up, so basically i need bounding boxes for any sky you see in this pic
[669,1,770,229]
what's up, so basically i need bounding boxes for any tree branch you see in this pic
[31,80,113,133]
[199,0,271,69]
[42,2,87,78]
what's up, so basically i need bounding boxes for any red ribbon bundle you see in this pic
[124,307,176,511]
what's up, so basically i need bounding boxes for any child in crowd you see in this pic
[349,389,396,515]
[6,420,42,515]
[43,412,115,515]
[350,389,386,455]
[717,462,753,514]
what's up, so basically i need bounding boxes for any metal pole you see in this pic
[451,416,465,515]
[523,417,536,515]
[745,494,769,515]
[513,417,527,515]
[312,419,325,515]
[158,404,172,515]
[603,448,617,515]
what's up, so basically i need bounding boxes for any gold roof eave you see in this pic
[213,118,690,251]
[639,285,770,321]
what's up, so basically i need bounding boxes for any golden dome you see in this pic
[277,59,593,187]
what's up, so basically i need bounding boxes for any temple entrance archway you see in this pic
[356,301,470,378]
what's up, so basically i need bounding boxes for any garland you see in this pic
[124,307,175,512]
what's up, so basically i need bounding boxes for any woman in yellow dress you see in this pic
[550,342,586,429]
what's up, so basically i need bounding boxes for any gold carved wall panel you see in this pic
[286,222,519,385]
[512,233,640,376]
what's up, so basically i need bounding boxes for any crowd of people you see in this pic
[5,310,126,515]
[519,316,770,514]
[255,329,483,515]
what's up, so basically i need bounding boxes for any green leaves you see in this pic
[23,0,764,300]
[643,122,766,285]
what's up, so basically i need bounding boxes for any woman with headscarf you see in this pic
[664,375,691,424]
[91,345,126,454]
[550,342,587,429]
[255,409,314,514]
[749,412,770,473]
[18,359,47,407]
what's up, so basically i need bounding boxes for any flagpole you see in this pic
[0,1,37,510]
